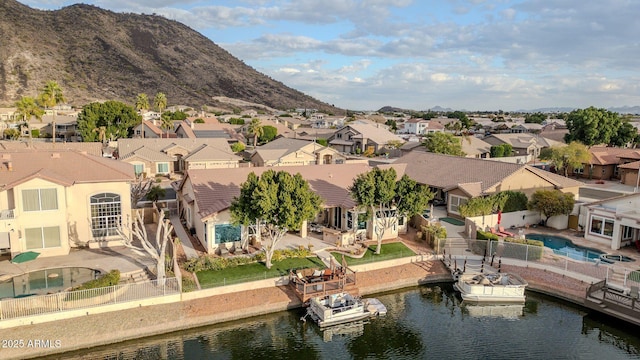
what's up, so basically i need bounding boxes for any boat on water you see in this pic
[453,272,528,303]
[303,292,386,328]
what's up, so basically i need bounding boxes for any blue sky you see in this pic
[20,0,640,111]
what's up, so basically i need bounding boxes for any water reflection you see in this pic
[37,284,640,360]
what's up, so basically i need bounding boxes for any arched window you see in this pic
[90,193,121,237]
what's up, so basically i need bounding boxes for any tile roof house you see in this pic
[483,133,563,157]
[132,120,168,139]
[0,150,135,258]
[0,141,103,157]
[457,136,492,159]
[117,138,241,177]
[250,138,347,167]
[394,151,583,218]
[175,164,405,254]
[583,192,640,250]
[581,147,640,182]
[327,123,404,154]
[174,119,245,143]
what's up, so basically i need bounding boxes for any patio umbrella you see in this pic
[11,251,40,264]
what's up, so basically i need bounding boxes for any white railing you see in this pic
[0,278,179,321]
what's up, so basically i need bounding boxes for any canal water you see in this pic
[39,284,640,359]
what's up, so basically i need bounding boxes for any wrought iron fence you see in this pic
[0,278,179,321]
[441,239,640,289]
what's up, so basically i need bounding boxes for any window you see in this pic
[157,162,169,174]
[449,195,468,215]
[622,226,634,240]
[22,189,58,211]
[214,224,241,244]
[573,167,584,174]
[133,164,144,175]
[90,193,122,237]
[25,226,60,249]
[589,215,614,238]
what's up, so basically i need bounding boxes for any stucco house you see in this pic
[583,193,640,250]
[0,150,134,258]
[327,123,404,154]
[132,120,166,139]
[394,151,583,218]
[400,118,445,135]
[117,138,240,177]
[574,147,640,181]
[175,164,406,254]
[483,133,563,157]
[250,138,347,167]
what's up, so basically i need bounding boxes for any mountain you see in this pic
[0,0,341,113]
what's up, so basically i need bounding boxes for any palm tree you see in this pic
[14,96,44,145]
[135,93,150,112]
[248,118,263,148]
[160,115,173,138]
[146,185,166,202]
[154,92,167,115]
[39,81,65,143]
[93,126,107,144]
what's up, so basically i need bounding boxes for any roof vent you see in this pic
[51,153,61,159]
[1,154,10,160]
[6,162,12,171]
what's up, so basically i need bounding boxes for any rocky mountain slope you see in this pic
[0,0,341,113]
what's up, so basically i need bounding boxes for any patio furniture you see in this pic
[499,226,515,237]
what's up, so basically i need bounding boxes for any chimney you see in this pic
[7,161,12,171]
[190,120,194,130]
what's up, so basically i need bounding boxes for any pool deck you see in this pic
[0,247,155,280]
[522,226,640,271]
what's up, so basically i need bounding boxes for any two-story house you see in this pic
[0,150,134,259]
[250,138,347,167]
[327,123,404,154]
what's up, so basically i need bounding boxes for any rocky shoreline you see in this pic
[0,260,588,360]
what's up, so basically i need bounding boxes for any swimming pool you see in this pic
[526,234,605,262]
[0,267,101,299]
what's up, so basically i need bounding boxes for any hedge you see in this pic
[74,270,120,290]
[477,230,499,241]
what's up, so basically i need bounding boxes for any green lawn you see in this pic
[332,242,416,266]
[196,256,324,289]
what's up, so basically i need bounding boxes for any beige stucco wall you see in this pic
[0,178,132,258]
[187,160,239,170]
[487,169,568,197]
[11,178,70,257]
[123,155,173,177]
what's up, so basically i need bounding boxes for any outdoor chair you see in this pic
[489,228,503,237]
[631,285,639,300]
[499,226,515,237]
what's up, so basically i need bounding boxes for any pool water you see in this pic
[526,234,605,262]
[0,267,101,299]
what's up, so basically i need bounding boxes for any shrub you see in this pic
[476,230,499,241]
[75,270,120,290]
[231,142,246,153]
[501,191,529,212]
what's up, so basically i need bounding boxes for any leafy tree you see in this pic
[315,138,328,146]
[135,93,149,112]
[459,193,507,218]
[231,142,246,153]
[77,101,142,142]
[163,110,187,121]
[422,132,465,156]
[230,170,322,269]
[247,118,263,147]
[259,125,277,143]
[146,185,166,202]
[564,107,623,146]
[39,81,65,143]
[490,144,513,158]
[501,191,529,213]
[349,168,433,254]
[528,190,575,226]
[154,92,167,114]
[385,119,397,132]
[610,121,637,147]
[539,142,590,177]
[524,112,547,124]
[14,96,44,145]
[447,111,472,129]
[194,118,205,123]
[3,128,20,140]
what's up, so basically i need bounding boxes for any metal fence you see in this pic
[0,278,180,321]
[440,239,640,289]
